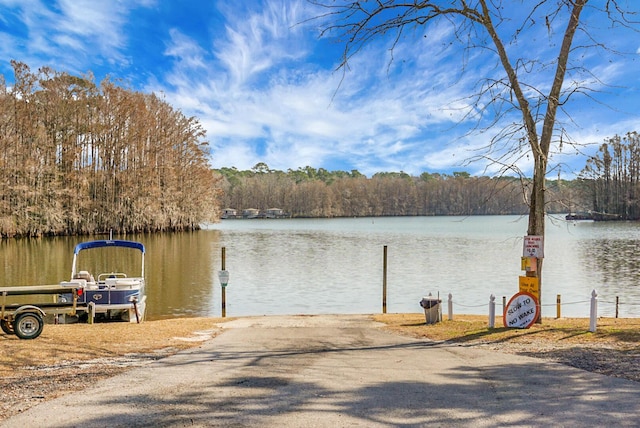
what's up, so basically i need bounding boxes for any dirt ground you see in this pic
[1,314,639,422]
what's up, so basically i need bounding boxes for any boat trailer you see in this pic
[0,284,86,339]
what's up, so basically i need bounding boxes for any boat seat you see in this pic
[75,271,95,283]
[105,278,139,289]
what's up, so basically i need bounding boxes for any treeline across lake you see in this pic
[216,164,589,218]
[0,62,220,238]
[581,132,640,220]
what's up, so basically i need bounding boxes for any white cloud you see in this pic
[1,0,639,178]
[0,0,154,73]
[212,0,308,88]
[86,2,640,177]
[164,29,208,70]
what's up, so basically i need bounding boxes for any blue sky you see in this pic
[0,1,639,178]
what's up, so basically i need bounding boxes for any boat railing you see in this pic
[97,272,127,281]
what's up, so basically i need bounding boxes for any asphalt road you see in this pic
[3,315,639,427]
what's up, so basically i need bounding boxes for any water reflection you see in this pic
[143,231,220,319]
[572,222,640,314]
[582,240,638,285]
[1,237,75,286]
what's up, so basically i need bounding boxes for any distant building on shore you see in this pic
[220,207,290,219]
[242,208,260,219]
[221,208,238,219]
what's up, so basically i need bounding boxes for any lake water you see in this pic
[2,215,640,319]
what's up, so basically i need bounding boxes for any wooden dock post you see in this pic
[382,246,387,314]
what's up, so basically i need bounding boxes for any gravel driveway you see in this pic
[3,315,640,427]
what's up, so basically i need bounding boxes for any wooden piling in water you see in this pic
[382,245,387,314]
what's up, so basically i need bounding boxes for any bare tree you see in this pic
[581,131,640,220]
[0,62,220,237]
[310,0,638,313]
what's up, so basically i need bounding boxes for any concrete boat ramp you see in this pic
[3,315,639,427]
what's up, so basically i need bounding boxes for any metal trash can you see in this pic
[420,296,441,324]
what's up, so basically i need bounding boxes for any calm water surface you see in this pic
[2,216,640,318]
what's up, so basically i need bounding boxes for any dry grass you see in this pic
[373,313,640,349]
[0,317,225,377]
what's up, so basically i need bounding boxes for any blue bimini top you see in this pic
[73,240,145,255]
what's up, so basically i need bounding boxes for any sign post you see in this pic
[218,247,229,318]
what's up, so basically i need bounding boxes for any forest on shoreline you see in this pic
[215,131,640,221]
[215,163,590,219]
[0,62,220,238]
[580,132,640,221]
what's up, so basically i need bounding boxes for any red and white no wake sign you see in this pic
[503,292,539,329]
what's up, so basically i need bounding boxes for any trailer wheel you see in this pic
[13,312,44,340]
[0,319,13,335]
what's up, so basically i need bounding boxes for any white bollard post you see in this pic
[489,294,496,328]
[448,293,453,321]
[589,289,598,332]
[88,301,95,325]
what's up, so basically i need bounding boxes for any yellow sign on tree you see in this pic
[519,276,539,300]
